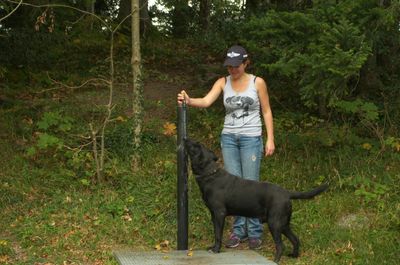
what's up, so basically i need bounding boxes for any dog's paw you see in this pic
[288,253,299,258]
[207,246,220,253]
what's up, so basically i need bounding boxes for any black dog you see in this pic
[184,138,328,263]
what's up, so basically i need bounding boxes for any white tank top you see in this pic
[222,74,262,136]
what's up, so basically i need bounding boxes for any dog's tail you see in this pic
[289,183,329,200]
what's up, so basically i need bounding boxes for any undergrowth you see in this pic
[0,81,399,265]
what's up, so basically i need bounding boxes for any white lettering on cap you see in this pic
[227,51,241,58]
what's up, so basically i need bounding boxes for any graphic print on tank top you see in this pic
[225,95,255,125]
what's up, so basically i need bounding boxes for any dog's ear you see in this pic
[184,138,194,149]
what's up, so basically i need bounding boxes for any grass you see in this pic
[1,79,399,265]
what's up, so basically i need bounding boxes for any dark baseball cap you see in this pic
[223,45,248,67]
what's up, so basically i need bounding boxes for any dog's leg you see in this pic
[282,226,300,258]
[268,222,284,263]
[209,210,226,253]
[283,228,299,258]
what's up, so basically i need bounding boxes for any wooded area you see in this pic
[0,0,399,264]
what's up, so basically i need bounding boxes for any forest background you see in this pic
[0,0,399,264]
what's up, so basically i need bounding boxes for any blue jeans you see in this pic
[220,133,264,239]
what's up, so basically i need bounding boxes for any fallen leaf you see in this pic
[116,116,127,122]
[160,240,169,247]
[335,241,355,255]
[163,122,176,136]
[122,213,132,222]
[24,118,33,125]
[395,143,400,152]
[64,230,76,239]
[0,255,10,263]
[362,143,372,150]
[155,240,170,252]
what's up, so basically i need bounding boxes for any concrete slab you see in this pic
[114,250,277,265]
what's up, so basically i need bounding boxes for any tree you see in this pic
[199,0,211,32]
[131,0,143,169]
[170,0,191,37]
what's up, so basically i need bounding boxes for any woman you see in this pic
[177,45,275,249]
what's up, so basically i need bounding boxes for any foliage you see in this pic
[27,111,71,155]
[104,117,136,159]
[240,7,371,115]
[0,3,109,83]
[150,0,243,37]
[24,111,95,185]
[335,99,379,122]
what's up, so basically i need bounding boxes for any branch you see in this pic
[48,73,109,88]
[112,11,136,35]
[32,73,109,95]
[64,14,87,27]
[89,123,102,183]
[0,0,22,22]
[63,140,93,152]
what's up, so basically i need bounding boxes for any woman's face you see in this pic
[227,62,247,80]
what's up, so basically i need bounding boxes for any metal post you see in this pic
[177,101,188,250]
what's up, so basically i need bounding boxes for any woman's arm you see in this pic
[256,77,275,156]
[178,77,225,108]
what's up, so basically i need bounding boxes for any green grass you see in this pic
[1,85,399,265]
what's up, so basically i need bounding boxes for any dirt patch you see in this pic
[143,79,183,121]
[337,212,370,230]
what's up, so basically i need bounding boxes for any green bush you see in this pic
[240,8,370,115]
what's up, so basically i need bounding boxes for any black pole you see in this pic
[177,101,188,250]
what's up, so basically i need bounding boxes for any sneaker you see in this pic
[225,234,247,248]
[248,238,262,250]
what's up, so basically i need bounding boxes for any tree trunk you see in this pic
[118,0,150,36]
[118,0,131,23]
[140,0,150,37]
[86,0,95,30]
[246,0,261,12]
[199,0,211,32]
[171,0,190,38]
[131,0,143,170]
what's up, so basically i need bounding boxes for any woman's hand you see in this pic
[177,90,190,105]
[265,139,275,156]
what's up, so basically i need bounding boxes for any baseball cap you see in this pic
[223,45,248,67]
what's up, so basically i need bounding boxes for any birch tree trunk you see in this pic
[131,0,143,170]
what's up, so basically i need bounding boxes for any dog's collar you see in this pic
[196,168,219,179]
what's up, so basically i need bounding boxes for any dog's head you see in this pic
[184,138,218,176]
